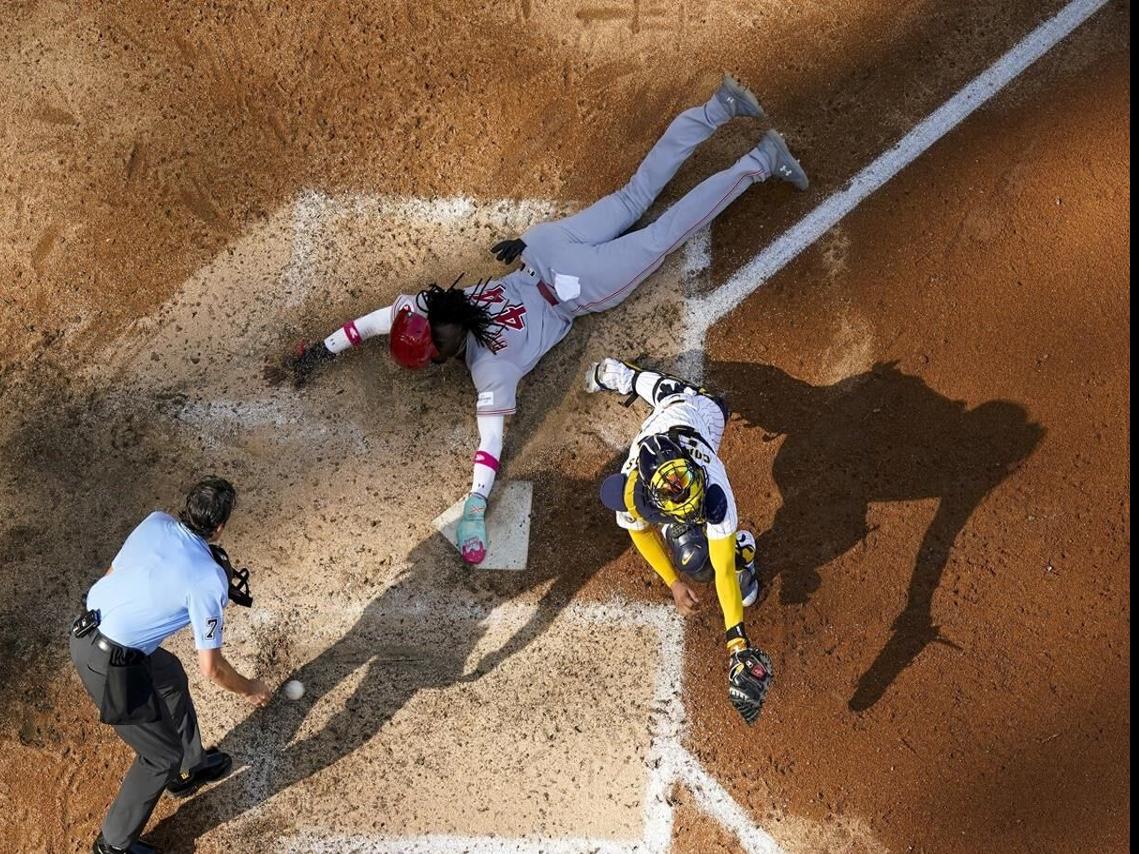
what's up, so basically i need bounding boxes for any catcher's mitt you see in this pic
[728,646,774,724]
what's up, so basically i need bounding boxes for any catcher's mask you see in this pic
[209,545,253,608]
[637,433,706,523]
[390,305,438,370]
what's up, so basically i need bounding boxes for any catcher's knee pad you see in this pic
[662,523,713,583]
[650,374,729,420]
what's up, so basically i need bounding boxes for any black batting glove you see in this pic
[490,238,526,265]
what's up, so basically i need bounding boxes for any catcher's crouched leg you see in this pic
[457,493,488,565]
[728,646,774,725]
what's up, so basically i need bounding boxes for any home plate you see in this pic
[432,481,533,570]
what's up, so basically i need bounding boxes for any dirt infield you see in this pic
[0,0,1129,852]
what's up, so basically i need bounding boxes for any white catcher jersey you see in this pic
[395,269,571,416]
[616,390,738,541]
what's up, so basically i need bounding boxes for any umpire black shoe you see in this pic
[93,834,157,853]
[166,748,233,799]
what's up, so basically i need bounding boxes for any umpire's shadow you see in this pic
[709,360,1043,712]
[149,456,628,850]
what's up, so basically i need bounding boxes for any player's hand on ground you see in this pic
[280,339,336,387]
[458,492,488,564]
[490,238,526,264]
[670,578,701,616]
[245,678,273,707]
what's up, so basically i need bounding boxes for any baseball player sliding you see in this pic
[287,74,808,564]
[587,358,773,723]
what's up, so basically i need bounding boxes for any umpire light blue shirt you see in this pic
[86,511,229,655]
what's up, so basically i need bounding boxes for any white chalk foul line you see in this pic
[686,0,1111,334]
[271,598,781,854]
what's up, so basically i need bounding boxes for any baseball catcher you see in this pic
[588,358,773,724]
[284,74,808,565]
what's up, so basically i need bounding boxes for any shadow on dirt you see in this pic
[0,385,204,736]
[709,359,1044,712]
[148,457,629,850]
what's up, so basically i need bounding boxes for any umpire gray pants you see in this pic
[70,632,206,848]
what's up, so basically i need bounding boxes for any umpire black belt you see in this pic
[72,610,143,658]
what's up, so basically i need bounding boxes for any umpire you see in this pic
[70,477,271,854]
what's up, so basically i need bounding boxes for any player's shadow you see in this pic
[148,456,628,850]
[709,360,1043,712]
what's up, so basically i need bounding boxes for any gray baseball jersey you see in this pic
[397,86,773,417]
[394,268,571,415]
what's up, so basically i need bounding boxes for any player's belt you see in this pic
[521,262,560,306]
[536,280,560,306]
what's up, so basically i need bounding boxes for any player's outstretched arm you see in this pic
[282,304,396,386]
[711,533,774,724]
[709,534,745,635]
[324,304,396,352]
[457,414,506,565]
[471,414,505,498]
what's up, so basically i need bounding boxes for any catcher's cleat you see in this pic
[715,73,765,120]
[457,493,488,565]
[728,646,774,725]
[757,130,809,191]
[92,835,157,854]
[166,748,232,799]
[737,566,760,608]
[585,358,637,395]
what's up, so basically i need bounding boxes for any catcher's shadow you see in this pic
[709,360,1043,712]
[148,457,628,850]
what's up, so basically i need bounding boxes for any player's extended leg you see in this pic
[569,130,807,315]
[586,358,729,436]
[530,76,763,248]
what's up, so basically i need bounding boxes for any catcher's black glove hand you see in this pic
[490,238,526,265]
[286,339,335,387]
[727,646,774,725]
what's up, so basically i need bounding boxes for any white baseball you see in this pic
[283,679,305,700]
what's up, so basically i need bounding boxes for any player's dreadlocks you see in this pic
[417,276,498,349]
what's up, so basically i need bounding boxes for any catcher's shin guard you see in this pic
[458,493,488,565]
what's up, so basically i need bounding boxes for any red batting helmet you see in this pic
[390,306,437,370]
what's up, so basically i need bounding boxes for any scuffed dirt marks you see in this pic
[150,600,660,850]
[1,188,696,850]
[0,381,210,730]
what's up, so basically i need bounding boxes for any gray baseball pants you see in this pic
[70,632,206,848]
[520,90,771,316]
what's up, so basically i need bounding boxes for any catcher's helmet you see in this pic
[637,433,706,523]
[390,305,437,370]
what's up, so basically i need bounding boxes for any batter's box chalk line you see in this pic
[276,600,782,854]
[273,1,1110,842]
